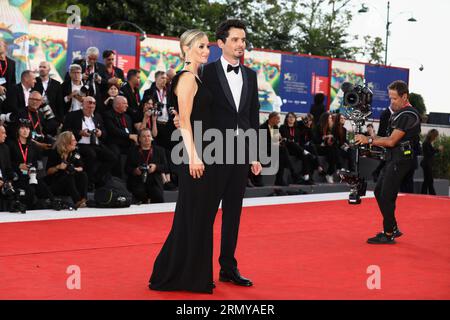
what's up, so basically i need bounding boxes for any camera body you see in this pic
[338,169,367,205]
[342,83,373,114]
[40,104,56,120]
[88,129,98,145]
[63,160,76,174]
[139,164,149,183]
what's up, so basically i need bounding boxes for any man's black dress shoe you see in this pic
[219,269,253,287]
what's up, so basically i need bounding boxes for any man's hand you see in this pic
[95,129,102,138]
[355,134,369,145]
[251,161,262,176]
[19,163,28,172]
[149,163,157,174]
[129,134,138,144]
[0,85,6,95]
[79,129,91,137]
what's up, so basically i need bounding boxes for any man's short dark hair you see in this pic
[21,70,33,81]
[215,19,247,43]
[102,50,115,59]
[155,71,166,79]
[127,69,140,81]
[268,112,279,120]
[388,80,409,98]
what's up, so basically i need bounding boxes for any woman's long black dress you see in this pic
[149,70,219,294]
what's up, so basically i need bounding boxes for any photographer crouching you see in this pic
[355,80,421,244]
[45,131,88,208]
[125,128,166,204]
[7,119,56,211]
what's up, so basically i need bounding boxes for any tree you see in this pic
[409,92,426,116]
[358,35,384,65]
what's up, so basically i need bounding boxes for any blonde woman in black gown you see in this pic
[149,30,219,294]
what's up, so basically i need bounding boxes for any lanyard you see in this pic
[140,147,153,165]
[18,140,29,163]
[289,127,295,139]
[116,112,127,128]
[0,58,7,77]
[156,89,166,103]
[28,111,41,131]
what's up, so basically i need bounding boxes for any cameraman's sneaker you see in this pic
[367,232,396,244]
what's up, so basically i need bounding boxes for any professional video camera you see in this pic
[339,82,374,204]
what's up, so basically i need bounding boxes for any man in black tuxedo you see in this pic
[120,69,142,124]
[201,20,262,287]
[99,50,125,98]
[33,61,65,123]
[7,70,36,114]
[0,39,16,99]
[103,96,138,178]
[62,96,117,188]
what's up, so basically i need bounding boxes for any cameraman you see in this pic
[63,96,117,188]
[125,128,166,204]
[45,131,88,208]
[134,97,158,138]
[7,119,55,210]
[17,91,59,152]
[62,64,84,115]
[0,124,14,211]
[355,80,421,244]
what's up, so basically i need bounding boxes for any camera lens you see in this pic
[344,92,360,107]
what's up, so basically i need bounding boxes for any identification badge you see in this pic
[125,128,130,134]
[21,169,28,175]
[0,77,6,85]
[32,131,37,139]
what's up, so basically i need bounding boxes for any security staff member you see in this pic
[355,80,420,244]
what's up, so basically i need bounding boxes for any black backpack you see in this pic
[94,177,132,208]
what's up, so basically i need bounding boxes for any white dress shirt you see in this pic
[220,56,243,111]
[22,84,31,107]
[79,115,96,144]
[67,82,83,112]
[156,88,169,122]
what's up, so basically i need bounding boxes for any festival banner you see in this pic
[365,64,409,119]
[28,22,68,82]
[279,54,330,114]
[0,0,32,79]
[245,49,282,112]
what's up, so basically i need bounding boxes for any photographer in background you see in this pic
[355,80,421,244]
[125,128,166,204]
[62,64,84,115]
[45,131,88,208]
[313,112,338,183]
[8,119,55,210]
[421,129,443,195]
[17,91,59,152]
[63,96,117,189]
[0,124,14,211]
[120,69,142,123]
[33,61,65,123]
[134,96,158,138]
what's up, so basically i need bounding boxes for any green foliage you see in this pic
[30,0,383,61]
[409,92,427,116]
[432,135,450,180]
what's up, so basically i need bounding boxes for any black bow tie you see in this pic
[227,64,240,74]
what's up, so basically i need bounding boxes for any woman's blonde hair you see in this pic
[179,29,208,62]
[54,131,75,156]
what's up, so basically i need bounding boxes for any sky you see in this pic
[347,0,450,114]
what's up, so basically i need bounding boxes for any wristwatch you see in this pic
[368,137,373,145]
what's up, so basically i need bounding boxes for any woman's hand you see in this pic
[189,157,204,179]
[19,163,28,172]
[57,162,68,171]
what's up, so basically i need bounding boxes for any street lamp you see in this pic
[359,1,418,65]
[107,21,147,41]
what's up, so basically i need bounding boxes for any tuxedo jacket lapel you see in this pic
[238,65,248,113]
[214,60,238,113]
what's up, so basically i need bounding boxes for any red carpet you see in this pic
[0,194,449,300]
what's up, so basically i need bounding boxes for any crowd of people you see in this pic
[0,37,443,213]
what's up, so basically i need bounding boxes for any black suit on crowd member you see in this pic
[62,110,117,185]
[61,80,82,116]
[103,108,136,178]
[17,107,59,138]
[120,82,142,124]
[64,59,107,82]
[125,144,166,203]
[0,56,16,93]
[33,77,65,123]
[201,59,260,273]
[98,66,125,99]
[6,83,28,114]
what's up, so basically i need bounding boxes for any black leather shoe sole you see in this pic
[219,275,253,287]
